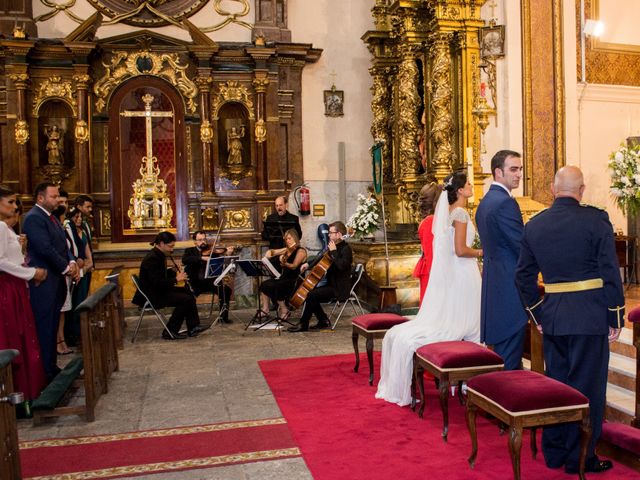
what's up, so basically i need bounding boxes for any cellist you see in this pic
[288,221,353,332]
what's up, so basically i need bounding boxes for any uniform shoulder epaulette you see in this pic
[528,208,548,220]
[579,202,606,211]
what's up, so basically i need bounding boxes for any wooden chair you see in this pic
[351,313,408,385]
[465,370,591,480]
[412,341,504,441]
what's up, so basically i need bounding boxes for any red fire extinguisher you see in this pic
[294,184,311,216]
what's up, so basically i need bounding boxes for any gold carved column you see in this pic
[252,75,269,193]
[429,31,455,182]
[397,44,422,181]
[196,76,214,194]
[8,70,31,193]
[73,72,91,193]
[370,67,394,182]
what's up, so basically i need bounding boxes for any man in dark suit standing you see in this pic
[475,150,528,370]
[288,221,352,332]
[23,183,78,380]
[262,196,302,249]
[516,165,623,474]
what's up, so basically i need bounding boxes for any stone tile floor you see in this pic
[18,307,360,479]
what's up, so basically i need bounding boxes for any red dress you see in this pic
[0,223,47,401]
[412,215,434,303]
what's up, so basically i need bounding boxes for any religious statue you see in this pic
[226,125,245,165]
[44,125,64,166]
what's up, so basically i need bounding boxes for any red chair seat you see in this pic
[628,306,640,323]
[416,341,503,370]
[467,370,588,414]
[351,313,407,331]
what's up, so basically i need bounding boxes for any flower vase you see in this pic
[362,233,376,242]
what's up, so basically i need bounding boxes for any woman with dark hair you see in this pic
[0,185,48,411]
[259,229,307,320]
[132,232,206,339]
[376,172,483,406]
[413,182,441,303]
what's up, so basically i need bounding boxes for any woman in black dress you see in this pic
[259,229,307,320]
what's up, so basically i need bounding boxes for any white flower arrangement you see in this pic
[347,193,381,239]
[608,144,640,215]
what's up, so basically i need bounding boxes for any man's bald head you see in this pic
[552,165,585,201]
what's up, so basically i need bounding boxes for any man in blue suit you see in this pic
[516,166,622,474]
[23,183,78,381]
[475,150,528,370]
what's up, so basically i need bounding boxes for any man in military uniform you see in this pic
[515,166,624,474]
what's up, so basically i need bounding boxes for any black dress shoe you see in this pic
[287,326,308,332]
[162,331,187,340]
[565,458,613,474]
[188,324,210,337]
[309,322,330,330]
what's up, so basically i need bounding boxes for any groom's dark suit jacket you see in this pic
[475,184,528,344]
[23,205,73,379]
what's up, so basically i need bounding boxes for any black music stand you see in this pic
[235,258,289,334]
[263,219,299,249]
[204,256,238,328]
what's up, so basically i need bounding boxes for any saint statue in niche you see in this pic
[227,125,245,165]
[44,125,64,165]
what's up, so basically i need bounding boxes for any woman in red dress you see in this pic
[412,183,441,303]
[0,186,48,408]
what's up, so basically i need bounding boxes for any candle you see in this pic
[466,147,475,204]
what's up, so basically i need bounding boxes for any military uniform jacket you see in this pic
[515,197,625,336]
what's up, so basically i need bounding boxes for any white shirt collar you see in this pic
[35,203,52,216]
[491,181,513,197]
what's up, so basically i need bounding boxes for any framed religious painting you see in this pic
[324,88,344,117]
[480,25,506,59]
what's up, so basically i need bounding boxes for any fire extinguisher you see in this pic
[294,184,311,216]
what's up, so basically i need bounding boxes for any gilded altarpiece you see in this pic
[363,1,486,229]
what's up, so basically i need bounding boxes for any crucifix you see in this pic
[121,93,175,229]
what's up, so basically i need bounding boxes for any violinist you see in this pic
[132,232,206,340]
[259,229,307,321]
[182,230,234,324]
[288,221,352,333]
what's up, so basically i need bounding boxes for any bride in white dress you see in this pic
[375,172,483,406]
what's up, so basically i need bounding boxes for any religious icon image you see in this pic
[226,125,245,165]
[480,25,505,58]
[324,88,344,117]
[44,125,64,165]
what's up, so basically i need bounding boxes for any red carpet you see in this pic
[20,418,300,479]
[260,353,640,480]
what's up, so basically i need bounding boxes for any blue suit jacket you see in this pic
[22,205,72,312]
[475,184,528,344]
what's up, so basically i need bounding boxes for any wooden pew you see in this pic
[0,349,22,479]
[32,283,120,424]
[105,265,126,350]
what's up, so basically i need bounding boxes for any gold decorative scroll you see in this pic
[32,76,78,116]
[212,81,254,120]
[75,120,89,143]
[200,120,214,144]
[223,208,252,230]
[93,50,198,114]
[14,120,29,145]
[254,118,266,143]
[430,32,455,181]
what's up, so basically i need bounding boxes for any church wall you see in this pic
[288,0,375,247]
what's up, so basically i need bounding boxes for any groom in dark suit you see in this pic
[475,150,528,370]
[23,183,78,380]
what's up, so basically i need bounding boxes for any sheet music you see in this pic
[261,256,282,279]
[205,255,239,279]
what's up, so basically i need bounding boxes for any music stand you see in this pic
[204,255,238,328]
[236,258,289,334]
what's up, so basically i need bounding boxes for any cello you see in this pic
[289,234,350,309]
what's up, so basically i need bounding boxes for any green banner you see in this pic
[372,142,383,195]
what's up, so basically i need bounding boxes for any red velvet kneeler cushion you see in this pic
[467,370,588,414]
[352,313,408,331]
[601,422,640,456]
[628,306,640,324]
[416,341,503,369]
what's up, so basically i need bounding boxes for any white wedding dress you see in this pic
[375,192,481,406]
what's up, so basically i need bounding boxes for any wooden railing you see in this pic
[32,283,120,424]
[0,349,22,479]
